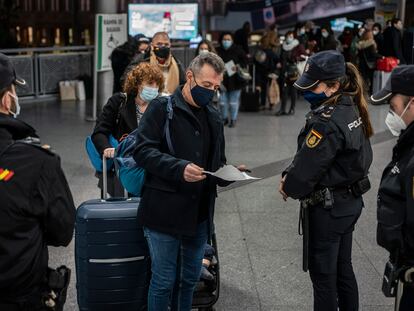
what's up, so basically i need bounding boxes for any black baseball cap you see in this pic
[294,50,346,90]
[0,53,26,90]
[371,65,414,103]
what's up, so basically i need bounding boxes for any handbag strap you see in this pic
[164,96,175,156]
[115,92,127,126]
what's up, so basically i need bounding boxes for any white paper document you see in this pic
[225,60,236,77]
[203,165,261,181]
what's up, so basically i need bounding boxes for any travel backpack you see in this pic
[115,96,175,196]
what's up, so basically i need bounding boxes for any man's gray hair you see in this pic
[188,52,225,75]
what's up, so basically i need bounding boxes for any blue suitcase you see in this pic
[75,158,150,311]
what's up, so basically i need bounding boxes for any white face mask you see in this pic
[373,30,379,36]
[322,31,329,38]
[8,92,20,118]
[385,102,411,136]
[286,37,294,44]
[199,49,209,55]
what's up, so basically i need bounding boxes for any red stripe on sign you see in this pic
[4,171,14,181]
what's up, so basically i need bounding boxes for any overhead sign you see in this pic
[95,14,127,72]
[263,6,276,25]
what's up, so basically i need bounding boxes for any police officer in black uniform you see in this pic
[279,51,373,311]
[0,53,76,310]
[371,65,414,310]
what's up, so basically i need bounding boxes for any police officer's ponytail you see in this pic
[344,62,374,138]
[323,63,374,138]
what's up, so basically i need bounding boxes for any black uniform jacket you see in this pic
[377,121,414,259]
[0,114,75,302]
[284,95,373,213]
[92,93,138,155]
[133,88,228,237]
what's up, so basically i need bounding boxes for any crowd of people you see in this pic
[0,13,413,311]
[111,17,409,124]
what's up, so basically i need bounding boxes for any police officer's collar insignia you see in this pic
[0,168,14,182]
[391,164,400,175]
[306,129,323,148]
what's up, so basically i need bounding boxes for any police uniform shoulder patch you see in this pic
[306,129,323,148]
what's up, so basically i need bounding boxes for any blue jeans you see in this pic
[219,89,242,121]
[143,221,208,311]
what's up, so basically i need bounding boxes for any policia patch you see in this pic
[306,129,323,148]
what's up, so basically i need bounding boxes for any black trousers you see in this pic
[308,202,362,311]
[399,282,414,310]
[280,81,297,113]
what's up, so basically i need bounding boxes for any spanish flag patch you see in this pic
[0,168,14,182]
[306,129,323,148]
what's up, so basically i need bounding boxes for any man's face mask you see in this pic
[153,45,170,59]
[385,100,411,136]
[190,73,215,107]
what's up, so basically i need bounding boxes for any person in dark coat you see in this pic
[357,30,383,93]
[91,62,165,197]
[338,27,354,62]
[275,31,306,116]
[371,66,414,311]
[280,51,374,311]
[382,18,406,64]
[254,48,278,109]
[110,36,139,94]
[133,52,246,311]
[320,26,338,51]
[234,21,251,55]
[217,32,248,127]
[0,53,76,310]
[373,23,384,55]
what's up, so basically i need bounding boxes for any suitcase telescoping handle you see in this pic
[245,64,256,92]
[102,155,128,201]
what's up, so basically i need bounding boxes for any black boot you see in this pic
[275,110,286,116]
[229,120,236,128]
[288,108,295,115]
[223,118,229,126]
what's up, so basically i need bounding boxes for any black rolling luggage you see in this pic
[192,234,220,311]
[76,157,221,311]
[240,65,260,112]
[75,158,150,311]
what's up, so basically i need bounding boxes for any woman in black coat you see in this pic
[357,30,383,93]
[91,62,165,196]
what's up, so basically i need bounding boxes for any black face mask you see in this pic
[190,76,215,107]
[154,46,170,59]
